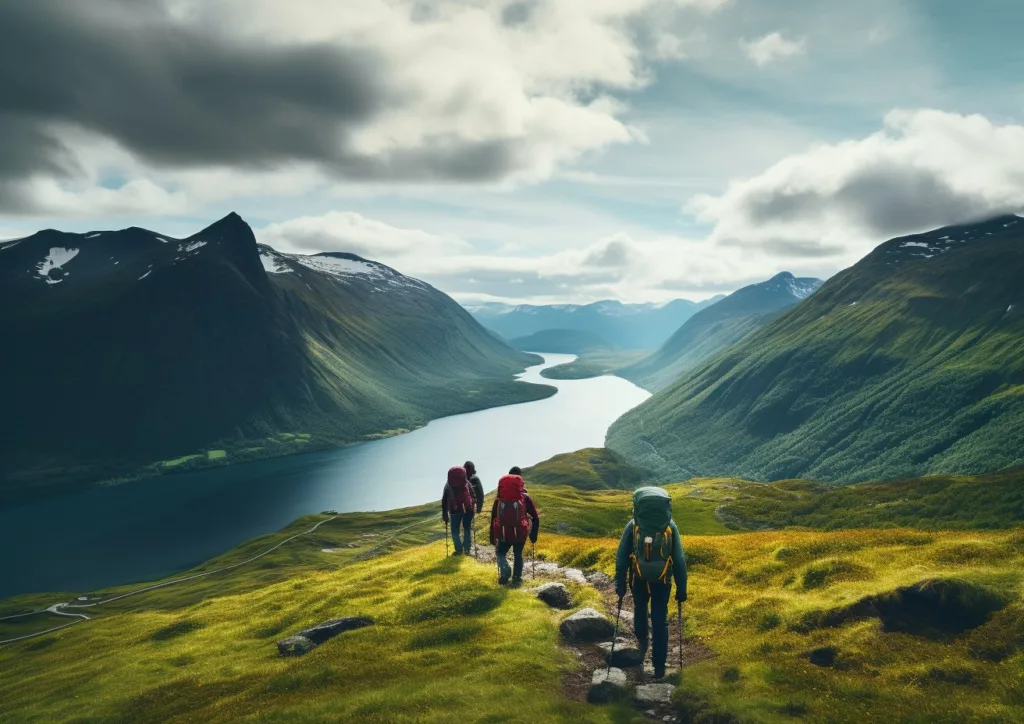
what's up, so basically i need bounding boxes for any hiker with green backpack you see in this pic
[614,487,688,679]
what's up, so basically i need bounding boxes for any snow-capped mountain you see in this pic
[0,213,544,500]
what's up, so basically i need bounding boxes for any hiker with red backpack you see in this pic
[489,466,539,586]
[614,487,688,679]
[441,466,476,555]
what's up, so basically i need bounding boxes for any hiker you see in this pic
[614,486,687,679]
[441,466,475,555]
[464,461,485,515]
[489,466,539,586]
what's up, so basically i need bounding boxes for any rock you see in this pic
[297,616,374,645]
[586,571,613,590]
[808,646,838,668]
[563,568,587,584]
[587,667,628,704]
[534,582,573,609]
[534,562,562,575]
[560,608,616,643]
[597,640,644,667]
[276,635,315,657]
[636,683,676,706]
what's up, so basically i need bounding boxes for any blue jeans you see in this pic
[450,512,474,553]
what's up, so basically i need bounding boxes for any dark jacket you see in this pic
[489,492,540,544]
[468,473,485,514]
[614,519,687,602]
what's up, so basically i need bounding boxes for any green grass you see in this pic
[206,450,227,460]
[4,458,1024,722]
[161,454,201,468]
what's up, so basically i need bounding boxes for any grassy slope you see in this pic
[3,457,1023,723]
[540,349,649,380]
[609,218,1024,483]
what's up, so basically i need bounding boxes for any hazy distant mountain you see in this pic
[510,329,615,355]
[0,213,548,500]
[466,296,725,349]
[623,272,823,391]
[609,215,1024,484]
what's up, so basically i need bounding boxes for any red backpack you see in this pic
[446,467,474,514]
[493,474,530,543]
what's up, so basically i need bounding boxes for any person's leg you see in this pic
[450,513,464,553]
[631,579,651,660]
[650,582,671,676]
[462,513,474,554]
[496,541,512,583]
[511,542,525,582]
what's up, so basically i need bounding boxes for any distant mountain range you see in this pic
[466,296,725,349]
[608,215,1024,483]
[510,329,615,355]
[0,213,549,500]
[622,272,823,391]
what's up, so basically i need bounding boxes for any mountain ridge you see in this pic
[0,213,551,501]
[608,215,1024,483]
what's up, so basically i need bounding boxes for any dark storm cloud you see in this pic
[0,1,529,210]
[738,162,1016,238]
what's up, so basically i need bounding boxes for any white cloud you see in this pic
[740,32,806,66]
[257,211,469,261]
[688,109,1024,260]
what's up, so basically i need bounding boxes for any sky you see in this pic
[1,0,1023,304]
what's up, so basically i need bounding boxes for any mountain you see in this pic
[466,296,725,349]
[608,215,1024,484]
[0,213,549,500]
[622,272,823,391]
[510,328,615,355]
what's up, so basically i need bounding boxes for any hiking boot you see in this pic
[498,574,510,585]
[652,667,666,680]
[509,577,523,588]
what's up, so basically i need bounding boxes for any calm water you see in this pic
[0,354,649,598]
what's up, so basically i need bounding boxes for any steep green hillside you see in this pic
[0,214,550,501]
[510,328,615,354]
[3,468,1022,723]
[622,272,822,391]
[609,215,1024,483]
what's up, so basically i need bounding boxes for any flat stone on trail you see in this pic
[636,683,676,706]
[597,640,643,667]
[560,608,615,643]
[563,568,587,584]
[587,667,628,704]
[276,635,315,657]
[534,582,573,609]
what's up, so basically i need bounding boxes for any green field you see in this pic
[3,451,1023,723]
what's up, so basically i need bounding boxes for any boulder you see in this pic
[276,635,315,657]
[597,640,643,667]
[297,616,374,645]
[587,667,628,704]
[562,568,587,584]
[560,608,615,643]
[635,683,676,706]
[534,582,573,609]
[586,571,613,590]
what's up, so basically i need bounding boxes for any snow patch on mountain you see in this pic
[260,251,294,274]
[84,232,103,239]
[37,247,80,284]
[179,241,207,253]
[297,255,386,279]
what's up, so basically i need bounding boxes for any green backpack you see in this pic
[630,487,674,584]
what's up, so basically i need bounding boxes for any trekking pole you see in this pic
[444,520,449,558]
[531,540,536,579]
[607,596,623,673]
[677,602,684,673]
[473,519,478,559]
